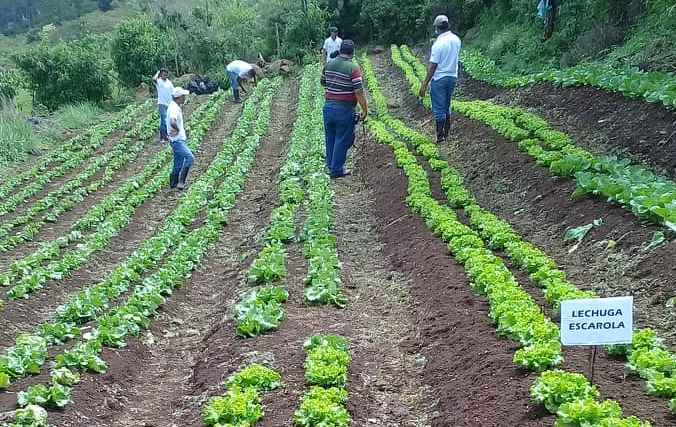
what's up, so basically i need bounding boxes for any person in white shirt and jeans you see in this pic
[419,15,461,143]
[152,68,174,143]
[167,87,194,190]
[226,60,258,103]
[321,27,342,64]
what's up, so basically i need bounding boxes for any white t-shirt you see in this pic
[430,31,461,80]
[167,101,186,142]
[156,78,174,106]
[226,60,253,78]
[323,36,342,61]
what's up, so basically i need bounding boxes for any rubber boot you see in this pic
[443,117,451,139]
[177,166,191,190]
[436,121,445,143]
[169,172,179,189]
[233,89,241,103]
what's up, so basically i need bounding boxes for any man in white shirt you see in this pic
[321,27,342,64]
[418,15,461,142]
[167,87,194,190]
[226,60,258,103]
[152,68,174,143]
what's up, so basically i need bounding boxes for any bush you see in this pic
[14,36,111,111]
[0,67,20,102]
[0,102,36,166]
[112,16,174,87]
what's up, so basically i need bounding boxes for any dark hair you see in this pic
[160,68,169,74]
[329,50,340,59]
[339,39,355,55]
[248,68,256,78]
[436,21,449,31]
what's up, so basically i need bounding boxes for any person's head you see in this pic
[172,87,190,105]
[248,68,256,79]
[159,68,169,80]
[330,26,338,40]
[433,15,450,34]
[339,39,355,58]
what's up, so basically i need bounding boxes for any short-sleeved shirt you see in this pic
[430,31,461,80]
[156,78,174,106]
[323,36,342,61]
[321,57,363,109]
[167,101,186,142]
[226,60,253,78]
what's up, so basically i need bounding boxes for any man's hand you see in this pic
[418,84,428,98]
[359,110,367,121]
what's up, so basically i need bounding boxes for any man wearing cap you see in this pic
[321,27,342,64]
[167,87,194,190]
[418,14,461,142]
[321,39,368,179]
[152,68,174,143]
[226,60,258,103]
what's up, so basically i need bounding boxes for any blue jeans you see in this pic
[169,140,194,174]
[158,104,168,141]
[430,76,457,123]
[323,103,355,177]
[227,71,240,99]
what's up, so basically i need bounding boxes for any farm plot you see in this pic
[0,57,674,427]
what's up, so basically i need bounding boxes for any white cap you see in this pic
[172,87,190,98]
[433,15,449,27]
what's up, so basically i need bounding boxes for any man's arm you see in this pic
[238,77,247,93]
[152,70,160,83]
[253,74,258,87]
[169,116,179,136]
[418,63,437,98]
[355,89,368,120]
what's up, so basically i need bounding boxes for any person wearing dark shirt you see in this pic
[320,40,368,179]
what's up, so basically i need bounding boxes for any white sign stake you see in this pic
[560,296,633,383]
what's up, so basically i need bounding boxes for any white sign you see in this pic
[560,296,633,346]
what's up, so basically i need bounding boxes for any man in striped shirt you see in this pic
[321,39,368,179]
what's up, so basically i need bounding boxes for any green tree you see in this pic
[0,66,20,102]
[281,0,329,60]
[13,36,111,110]
[112,16,174,87]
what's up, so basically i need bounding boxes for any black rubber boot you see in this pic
[177,166,191,190]
[169,173,179,189]
[436,121,445,143]
[443,117,451,139]
[233,89,241,103]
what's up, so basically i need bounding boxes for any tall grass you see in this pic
[0,101,36,166]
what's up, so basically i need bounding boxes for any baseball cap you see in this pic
[330,26,338,33]
[339,39,355,55]
[433,15,449,27]
[172,87,190,98]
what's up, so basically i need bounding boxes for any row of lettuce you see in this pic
[363,52,665,425]
[394,46,676,411]
[396,44,676,233]
[459,49,676,110]
[0,81,282,427]
[202,334,352,427]
[0,103,163,254]
[395,44,676,421]
[400,45,676,233]
[235,63,346,339]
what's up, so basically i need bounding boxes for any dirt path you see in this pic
[0,100,242,352]
[368,51,675,425]
[46,81,297,427]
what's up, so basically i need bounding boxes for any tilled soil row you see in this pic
[44,81,297,427]
[0,102,200,267]
[369,51,675,425]
[0,99,242,352]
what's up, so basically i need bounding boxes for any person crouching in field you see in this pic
[226,60,258,103]
[321,39,368,179]
[153,68,174,144]
[167,87,194,190]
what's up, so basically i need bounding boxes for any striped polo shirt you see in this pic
[321,57,363,108]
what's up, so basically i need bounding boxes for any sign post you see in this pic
[560,296,633,382]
